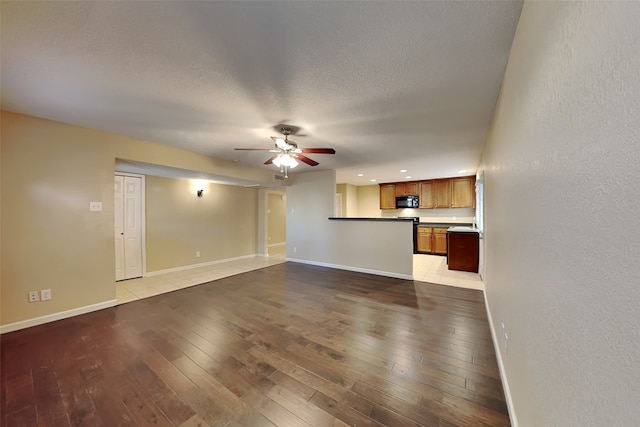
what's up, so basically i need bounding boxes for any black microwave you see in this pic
[396,195,419,209]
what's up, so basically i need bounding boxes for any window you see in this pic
[475,172,484,231]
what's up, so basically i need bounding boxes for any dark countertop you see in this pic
[328,217,416,222]
[418,222,473,228]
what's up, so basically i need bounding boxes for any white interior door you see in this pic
[115,174,143,280]
[114,176,125,281]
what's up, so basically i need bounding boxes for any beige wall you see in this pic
[145,176,258,272]
[356,185,381,217]
[335,183,358,217]
[0,111,271,328]
[336,184,347,216]
[267,192,286,245]
[481,2,640,425]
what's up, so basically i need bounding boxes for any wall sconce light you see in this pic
[193,180,207,198]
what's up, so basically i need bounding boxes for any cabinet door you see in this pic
[451,176,476,208]
[434,180,451,208]
[417,230,433,253]
[434,232,448,254]
[447,232,479,272]
[380,184,396,209]
[395,182,407,196]
[406,182,419,196]
[419,181,435,208]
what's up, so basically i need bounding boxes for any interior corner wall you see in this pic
[481,2,640,425]
[145,176,258,272]
[0,111,270,329]
[286,170,336,260]
[345,184,358,217]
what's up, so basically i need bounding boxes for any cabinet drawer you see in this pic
[433,227,448,234]
[417,227,432,233]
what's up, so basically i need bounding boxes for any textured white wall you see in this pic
[286,170,337,261]
[287,170,413,278]
[482,2,640,426]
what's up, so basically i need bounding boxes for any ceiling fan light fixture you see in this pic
[273,137,288,150]
[286,155,298,168]
[276,153,298,168]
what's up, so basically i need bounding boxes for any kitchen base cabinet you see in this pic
[447,231,479,272]
[433,229,447,254]
[417,227,433,253]
[417,227,448,255]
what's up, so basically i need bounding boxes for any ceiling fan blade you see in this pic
[292,154,319,166]
[264,154,280,165]
[300,148,336,154]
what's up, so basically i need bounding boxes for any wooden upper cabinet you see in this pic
[379,184,396,209]
[434,179,451,208]
[419,181,435,209]
[381,175,475,210]
[450,176,476,208]
[395,182,418,196]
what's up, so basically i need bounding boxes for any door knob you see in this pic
[120,232,124,235]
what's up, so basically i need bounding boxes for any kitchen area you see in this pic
[334,173,483,289]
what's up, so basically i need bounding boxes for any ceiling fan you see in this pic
[234,127,336,178]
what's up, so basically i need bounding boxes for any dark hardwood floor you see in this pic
[1,262,510,427]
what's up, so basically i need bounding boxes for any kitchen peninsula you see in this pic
[327,216,479,274]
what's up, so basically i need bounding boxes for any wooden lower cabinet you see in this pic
[433,229,447,254]
[417,227,447,255]
[417,228,433,253]
[447,231,479,272]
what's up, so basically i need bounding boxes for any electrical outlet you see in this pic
[196,251,201,258]
[293,247,297,253]
[41,289,52,301]
[28,291,39,303]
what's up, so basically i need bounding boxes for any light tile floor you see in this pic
[413,253,483,291]
[116,246,287,304]
[116,247,482,304]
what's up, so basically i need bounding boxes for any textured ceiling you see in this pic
[1,1,523,186]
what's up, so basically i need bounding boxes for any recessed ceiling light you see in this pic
[370,179,377,182]
[405,176,412,179]
[400,169,407,173]
[357,173,364,177]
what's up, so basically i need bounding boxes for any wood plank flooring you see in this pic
[1,262,510,427]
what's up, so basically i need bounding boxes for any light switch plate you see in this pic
[89,202,103,212]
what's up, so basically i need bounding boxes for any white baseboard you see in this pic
[484,292,519,427]
[0,299,118,335]
[144,254,259,277]
[286,257,413,281]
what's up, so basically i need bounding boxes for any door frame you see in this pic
[258,188,287,257]
[114,172,147,279]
